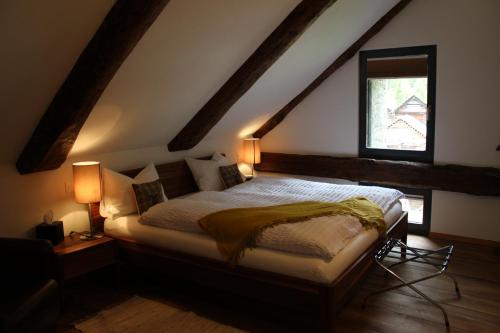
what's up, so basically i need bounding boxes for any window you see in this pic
[399,187,432,235]
[361,182,432,235]
[401,195,424,224]
[359,45,436,162]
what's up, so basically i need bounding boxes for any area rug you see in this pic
[74,296,247,333]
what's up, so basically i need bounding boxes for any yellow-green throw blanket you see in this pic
[198,197,385,265]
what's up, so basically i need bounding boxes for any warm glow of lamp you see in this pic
[243,138,261,164]
[73,161,103,240]
[73,162,102,203]
[242,138,261,176]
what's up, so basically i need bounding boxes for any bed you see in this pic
[95,158,408,333]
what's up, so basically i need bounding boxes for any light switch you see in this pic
[65,182,74,194]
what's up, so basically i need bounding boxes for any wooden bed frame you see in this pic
[93,158,408,333]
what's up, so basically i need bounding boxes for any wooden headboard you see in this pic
[91,156,211,231]
[120,157,209,199]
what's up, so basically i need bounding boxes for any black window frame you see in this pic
[359,45,437,163]
[360,182,432,236]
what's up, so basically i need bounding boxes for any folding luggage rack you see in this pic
[362,238,460,327]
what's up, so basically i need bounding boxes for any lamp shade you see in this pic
[73,161,102,204]
[242,138,261,164]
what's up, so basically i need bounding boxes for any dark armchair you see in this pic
[0,238,60,333]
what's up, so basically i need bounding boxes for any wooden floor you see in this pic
[59,235,500,333]
[335,236,500,333]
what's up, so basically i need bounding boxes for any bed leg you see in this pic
[319,288,336,333]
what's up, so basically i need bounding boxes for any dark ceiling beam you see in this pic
[168,0,337,152]
[16,0,170,174]
[253,0,412,139]
[255,152,500,197]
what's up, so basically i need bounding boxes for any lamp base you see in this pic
[80,202,104,241]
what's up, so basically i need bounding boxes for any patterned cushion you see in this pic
[219,164,244,189]
[132,179,165,215]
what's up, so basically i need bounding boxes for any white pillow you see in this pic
[99,163,167,218]
[211,152,232,165]
[185,153,244,191]
[212,152,246,182]
[185,158,226,191]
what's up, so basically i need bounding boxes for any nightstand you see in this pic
[53,234,118,300]
[54,234,117,280]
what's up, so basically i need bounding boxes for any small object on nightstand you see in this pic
[36,210,64,245]
[36,221,64,245]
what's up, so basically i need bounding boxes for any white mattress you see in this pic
[105,202,402,284]
[140,176,404,260]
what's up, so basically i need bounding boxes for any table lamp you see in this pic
[73,161,103,240]
[242,138,261,177]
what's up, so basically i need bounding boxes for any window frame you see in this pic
[358,45,437,163]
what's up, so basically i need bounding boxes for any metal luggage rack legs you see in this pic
[362,238,460,327]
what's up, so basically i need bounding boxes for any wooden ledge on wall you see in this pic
[255,152,500,197]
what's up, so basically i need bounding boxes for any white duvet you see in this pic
[140,176,403,261]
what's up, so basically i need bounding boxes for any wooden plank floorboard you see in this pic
[364,280,500,320]
[341,296,490,333]
[367,266,500,302]
[59,235,500,333]
[336,235,500,333]
[358,284,500,332]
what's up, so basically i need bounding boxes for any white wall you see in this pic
[72,0,398,157]
[0,0,400,238]
[2,0,498,241]
[0,0,297,237]
[0,139,240,238]
[0,0,113,237]
[263,0,500,241]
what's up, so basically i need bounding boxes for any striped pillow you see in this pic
[219,164,244,189]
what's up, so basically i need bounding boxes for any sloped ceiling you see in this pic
[0,0,114,164]
[71,0,300,156]
[1,0,399,164]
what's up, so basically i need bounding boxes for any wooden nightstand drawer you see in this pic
[54,235,117,281]
[61,242,116,280]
